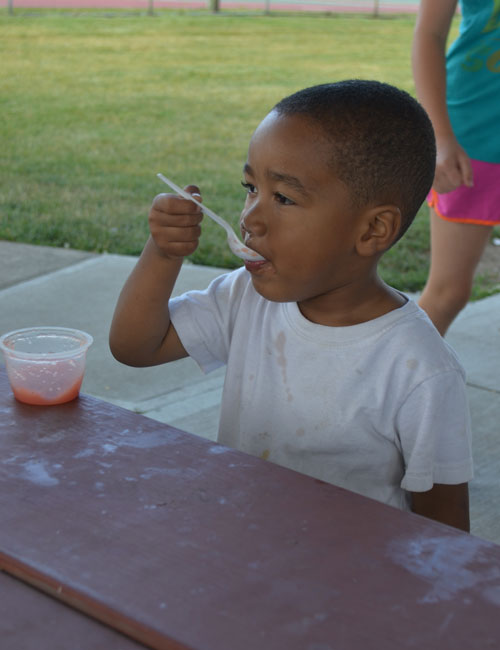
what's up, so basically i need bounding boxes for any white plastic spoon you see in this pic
[157,173,265,262]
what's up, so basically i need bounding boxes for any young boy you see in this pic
[110,80,473,531]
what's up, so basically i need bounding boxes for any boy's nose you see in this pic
[240,202,266,238]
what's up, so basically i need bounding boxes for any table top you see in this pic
[1,367,500,649]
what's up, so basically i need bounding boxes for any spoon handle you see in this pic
[156,173,233,235]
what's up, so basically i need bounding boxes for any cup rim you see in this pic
[0,326,94,360]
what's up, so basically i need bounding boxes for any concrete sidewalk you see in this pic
[1,240,499,543]
[0,241,227,442]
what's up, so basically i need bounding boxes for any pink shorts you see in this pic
[427,159,500,226]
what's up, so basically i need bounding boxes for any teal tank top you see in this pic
[446,0,500,162]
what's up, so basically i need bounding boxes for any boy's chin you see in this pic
[248,275,297,304]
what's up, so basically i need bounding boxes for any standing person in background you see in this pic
[412,0,500,336]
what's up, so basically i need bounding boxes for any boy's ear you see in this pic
[355,205,402,256]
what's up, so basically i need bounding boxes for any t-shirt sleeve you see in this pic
[396,370,473,493]
[169,269,246,374]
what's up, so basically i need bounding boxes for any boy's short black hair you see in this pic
[273,80,436,242]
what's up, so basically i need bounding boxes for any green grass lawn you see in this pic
[2,8,492,297]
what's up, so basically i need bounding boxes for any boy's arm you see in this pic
[109,188,203,367]
[411,483,470,532]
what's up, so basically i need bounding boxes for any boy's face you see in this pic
[240,110,369,323]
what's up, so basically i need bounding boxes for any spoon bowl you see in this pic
[157,173,265,263]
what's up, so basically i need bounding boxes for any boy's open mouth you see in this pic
[244,259,271,273]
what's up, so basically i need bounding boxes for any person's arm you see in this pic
[412,0,473,192]
[109,187,203,367]
[411,483,470,532]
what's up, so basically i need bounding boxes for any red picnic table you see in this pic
[1,366,499,649]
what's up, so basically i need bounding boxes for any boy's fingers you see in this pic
[150,208,203,228]
[149,223,201,259]
[162,240,200,257]
[153,224,202,243]
[148,185,203,259]
[151,192,203,216]
[184,184,202,201]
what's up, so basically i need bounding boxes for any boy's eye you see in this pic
[241,181,256,195]
[241,182,294,206]
[275,192,294,206]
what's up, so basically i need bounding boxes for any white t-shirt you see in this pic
[170,267,473,511]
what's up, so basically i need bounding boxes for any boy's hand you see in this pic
[148,185,203,259]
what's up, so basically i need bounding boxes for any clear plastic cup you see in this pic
[0,326,93,405]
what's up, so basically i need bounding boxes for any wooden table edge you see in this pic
[0,550,191,650]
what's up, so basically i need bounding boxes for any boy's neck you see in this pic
[297,274,406,327]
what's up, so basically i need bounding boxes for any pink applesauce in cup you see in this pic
[0,327,93,405]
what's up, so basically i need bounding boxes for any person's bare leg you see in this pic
[419,209,492,336]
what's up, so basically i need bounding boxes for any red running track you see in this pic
[2,0,419,13]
